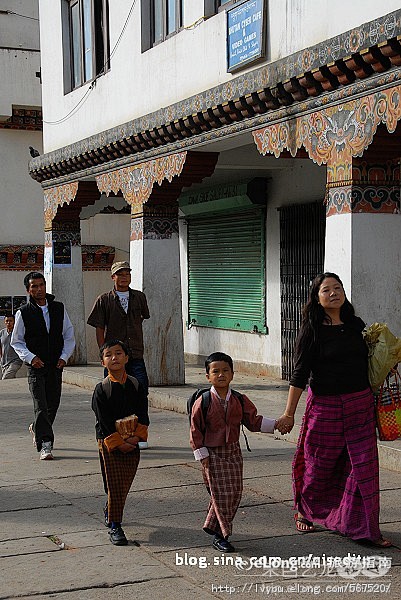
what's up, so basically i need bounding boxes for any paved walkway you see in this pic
[1,369,401,599]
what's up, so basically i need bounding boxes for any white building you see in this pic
[0,0,43,315]
[32,0,401,380]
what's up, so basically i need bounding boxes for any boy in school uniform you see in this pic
[190,352,277,553]
[92,340,149,546]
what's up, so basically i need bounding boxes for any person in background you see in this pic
[11,272,75,460]
[87,261,150,449]
[0,315,23,379]
[276,272,391,548]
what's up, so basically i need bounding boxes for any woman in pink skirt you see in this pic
[277,272,391,547]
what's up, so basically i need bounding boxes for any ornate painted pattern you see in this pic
[51,230,82,246]
[44,182,79,229]
[81,245,115,270]
[0,245,44,271]
[253,85,401,214]
[130,216,143,242]
[95,153,187,208]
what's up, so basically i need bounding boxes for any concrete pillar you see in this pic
[44,218,87,364]
[324,156,401,333]
[130,203,184,385]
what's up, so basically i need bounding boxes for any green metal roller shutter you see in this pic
[188,208,266,332]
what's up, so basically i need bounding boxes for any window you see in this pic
[62,0,109,92]
[141,0,182,51]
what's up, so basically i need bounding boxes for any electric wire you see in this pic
[43,0,137,125]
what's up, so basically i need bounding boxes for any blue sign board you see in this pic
[227,0,265,72]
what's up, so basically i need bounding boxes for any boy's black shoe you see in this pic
[109,526,128,546]
[104,502,110,528]
[212,535,235,553]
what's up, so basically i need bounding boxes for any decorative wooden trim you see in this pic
[0,245,44,271]
[0,106,42,131]
[0,244,115,271]
[95,152,187,207]
[44,182,79,229]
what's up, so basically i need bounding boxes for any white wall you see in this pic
[325,212,401,337]
[81,212,130,361]
[181,159,326,375]
[38,0,401,152]
[0,0,43,299]
[0,130,43,247]
[0,0,40,50]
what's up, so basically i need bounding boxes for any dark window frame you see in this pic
[204,0,237,17]
[62,0,110,94]
[141,0,182,52]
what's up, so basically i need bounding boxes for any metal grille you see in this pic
[188,208,266,332]
[279,203,326,380]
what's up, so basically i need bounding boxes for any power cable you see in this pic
[43,0,137,125]
[0,10,39,21]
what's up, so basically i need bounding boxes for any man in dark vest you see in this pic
[11,272,75,460]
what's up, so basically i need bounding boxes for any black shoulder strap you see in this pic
[126,374,139,391]
[200,390,211,425]
[102,374,139,399]
[101,377,112,399]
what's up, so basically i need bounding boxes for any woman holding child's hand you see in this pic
[281,272,391,548]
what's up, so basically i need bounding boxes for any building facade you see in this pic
[32,0,401,380]
[0,1,43,317]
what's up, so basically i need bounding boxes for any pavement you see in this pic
[1,366,401,599]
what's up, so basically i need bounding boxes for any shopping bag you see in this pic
[374,368,401,441]
[364,323,401,391]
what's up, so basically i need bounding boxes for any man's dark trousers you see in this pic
[28,365,62,451]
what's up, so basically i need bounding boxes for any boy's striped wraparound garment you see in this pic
[202,441,243,539]
[98,440,140,523]
[293,387,381,541]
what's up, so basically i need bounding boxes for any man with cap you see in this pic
[87,261,150,448]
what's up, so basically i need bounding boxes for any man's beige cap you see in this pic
[111,261,131,276]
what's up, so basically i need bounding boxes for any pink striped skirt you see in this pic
[293,387,381,541]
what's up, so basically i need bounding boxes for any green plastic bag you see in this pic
[364,323,401,391]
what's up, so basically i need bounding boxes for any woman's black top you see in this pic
[289,316,370,395]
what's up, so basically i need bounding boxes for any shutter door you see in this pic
[188,209,266,332]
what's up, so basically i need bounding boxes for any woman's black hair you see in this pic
[295,272,355,353]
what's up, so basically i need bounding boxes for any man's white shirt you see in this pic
[11,302,75,365]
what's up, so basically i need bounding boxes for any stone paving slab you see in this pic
[122,502,298,554]
[0,544,176,600]
[14,579,218,600]
[0,536,59,558]
[0,483,71,512]
[161,533,399,600]
[0,504,99,542]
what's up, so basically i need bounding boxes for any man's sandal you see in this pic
[294,513,315,533]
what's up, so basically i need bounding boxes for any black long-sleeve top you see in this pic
[91,378,149,440]
[289,316,370,395]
